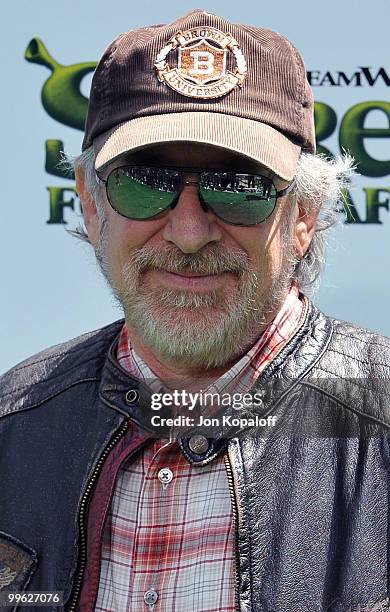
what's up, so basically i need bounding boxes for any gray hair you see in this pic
[292,152,354,290]
[66,146,354,292]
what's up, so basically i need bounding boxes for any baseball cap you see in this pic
[83,9,315,181]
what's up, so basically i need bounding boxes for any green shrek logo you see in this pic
[25,38,390,225]
[25,38,95,224]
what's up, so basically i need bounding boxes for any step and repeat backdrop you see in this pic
[2,0,389,373]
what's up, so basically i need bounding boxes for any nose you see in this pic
[162,182,222,253]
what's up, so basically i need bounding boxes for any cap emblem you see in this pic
[155,27,247,99]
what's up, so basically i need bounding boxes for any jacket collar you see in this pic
[98,299,333,461]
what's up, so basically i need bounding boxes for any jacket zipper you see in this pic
[66,419,129,612]
[224,451,240,612]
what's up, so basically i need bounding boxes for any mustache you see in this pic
[128,244,251,276]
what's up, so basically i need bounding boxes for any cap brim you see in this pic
[94,112,300,181]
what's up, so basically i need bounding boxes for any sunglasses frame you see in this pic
[97,165,296,227]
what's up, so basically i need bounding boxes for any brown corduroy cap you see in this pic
[83,9,315,180]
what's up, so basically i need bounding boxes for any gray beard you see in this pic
[94,219,297,370]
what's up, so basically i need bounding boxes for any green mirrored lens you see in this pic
[200,173,277,225]
[106,167,179,219]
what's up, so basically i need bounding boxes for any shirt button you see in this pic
[144,589,158,605]
[188,434,209,455]
[158,467,173,484]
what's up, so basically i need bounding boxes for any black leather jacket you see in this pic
[0,298,389,611]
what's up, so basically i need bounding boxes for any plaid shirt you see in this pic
[81,283,304,612]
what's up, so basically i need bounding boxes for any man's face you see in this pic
[85,143,302,370]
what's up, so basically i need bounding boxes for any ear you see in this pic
[294,202,318,259]
[75,166,100,247]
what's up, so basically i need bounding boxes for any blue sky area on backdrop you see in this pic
[2,0,389,373]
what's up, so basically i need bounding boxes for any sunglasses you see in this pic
[97,166,296,227]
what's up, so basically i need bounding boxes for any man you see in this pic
[1,9,389,612]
